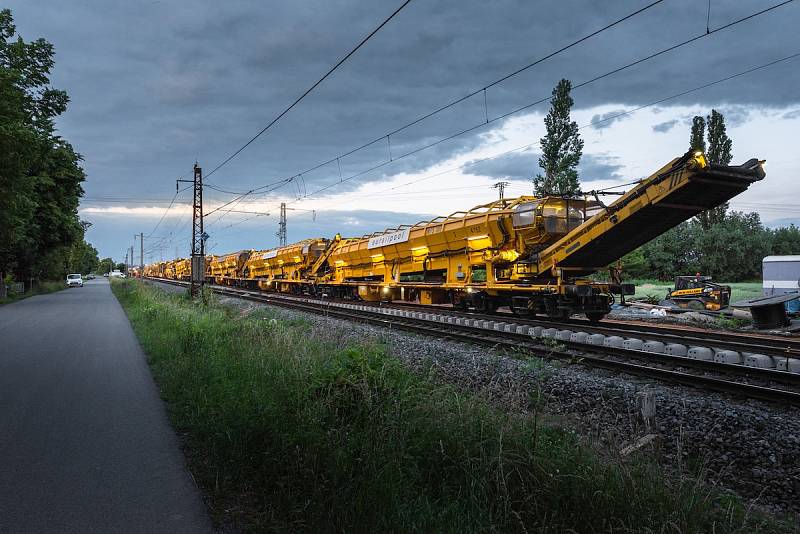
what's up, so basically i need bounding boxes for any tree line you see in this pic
[534,79,798,282]
[0,9,98,295]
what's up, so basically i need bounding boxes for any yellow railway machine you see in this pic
[208,250,252,285]
[317,150,765,320]
[242,238,331,292]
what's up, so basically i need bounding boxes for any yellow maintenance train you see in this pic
[149,150,765,321]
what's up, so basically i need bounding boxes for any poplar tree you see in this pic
[696,109,732,228]
[534,79,583,196]
[689,116,705,152]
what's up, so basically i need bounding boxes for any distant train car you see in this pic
[208,250,252,285]
[163,260,177,280]
[174,258,191,281]
[242,238,330,291]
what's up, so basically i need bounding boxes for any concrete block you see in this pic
[744,354,774,368]
[556,329,573,341]
[446,316,455,324]
[688,346,714,360]
[493,322,507,331]
[570,331,589,344]
[714,350,742,364]
[541,328,558,339]
[516,325,529,335]
[529,326,543,338]
[455,318,465,326]
[504,323,516,333]
[587,333,606,346]
[642,341,665,354]
[777,358,800,373]
[483,321,495,330]
[623,338,644,351]
[664,343,688,357]
[603,336,624,348]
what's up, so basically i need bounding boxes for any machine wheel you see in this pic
[473,292,498,313]
[688,299,706,311]
[586,312,605,323]
[547,309,571,320]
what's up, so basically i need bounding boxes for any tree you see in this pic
[534,79,583,196]
[0,9,85,296]
[694,212,767,280]
[770,225,800,255]
[115,263,126,273]
[98,257,115,275]
[695,109,733,229]
[68,240,99,274]
[689,116,705,152]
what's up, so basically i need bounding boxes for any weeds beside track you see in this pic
[112,279,790,533]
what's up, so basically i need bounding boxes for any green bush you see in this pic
[112,279,789,532]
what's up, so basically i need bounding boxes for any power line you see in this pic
[230,0,795,214]
[196,1,665,214]
[204,0,414,182]
[285,50,800,213]
[204,1,666,203]
[146,184,192,238]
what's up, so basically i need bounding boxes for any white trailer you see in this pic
[763,255,800,312]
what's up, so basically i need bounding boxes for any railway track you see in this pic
[145,278,800,406]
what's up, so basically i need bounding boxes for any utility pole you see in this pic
[492,181,510,201]
[277,202,287,247]
[178,163,205,298]
[124,251,128,272]
[138,232,144,278]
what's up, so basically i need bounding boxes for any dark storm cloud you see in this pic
[652,119,679,133]
[463,151,538,181]
[783,109,800,120]
[590,110,629,130]
[716,105,751,127]
[462,151,620,183]
[7,0,798,257]
[578,154,624,183]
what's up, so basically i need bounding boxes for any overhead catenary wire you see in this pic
[151,4,798,258]
[204,0,414,182]
[270,50,800,214]
[205,1,666,201]
[146,184,192,238]
[229,0,795,215]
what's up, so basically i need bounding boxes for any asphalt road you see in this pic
[0,279,212,533]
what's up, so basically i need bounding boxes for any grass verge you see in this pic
[0,280,65,305]
[112,279,788,533]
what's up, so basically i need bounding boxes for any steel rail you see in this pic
[144,278,800,406]
[379,301,800,358]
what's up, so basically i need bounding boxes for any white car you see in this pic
[109,270,125,278]
[66,274,83,287]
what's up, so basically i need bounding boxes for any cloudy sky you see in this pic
[7,0,800,263]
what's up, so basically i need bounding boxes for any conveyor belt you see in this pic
[542,154,765,271]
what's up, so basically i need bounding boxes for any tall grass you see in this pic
[0,280,65,304]
[112,280,787,532]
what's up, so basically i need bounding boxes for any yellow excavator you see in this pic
[664,275,731,311]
